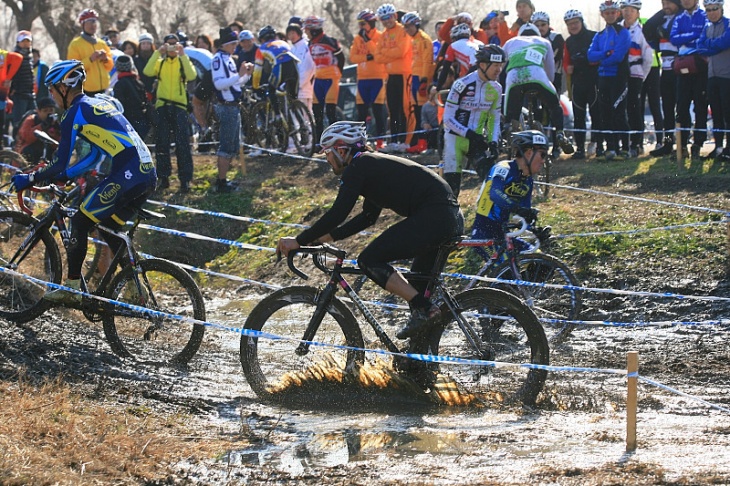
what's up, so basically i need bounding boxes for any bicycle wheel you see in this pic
[0,149,28,186]
[430,288,549,406]
[492,253,582,343]
[102,258,206,365]
[240,286,365,401]
[288,99,315,157]
[0,210,62,322]
[249,100,287,152]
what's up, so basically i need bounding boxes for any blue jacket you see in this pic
[670,8,707,53]
[587,23,631,77]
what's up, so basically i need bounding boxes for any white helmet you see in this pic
[518,23,540,36]
[620,0,642,8]
[450,23,472,40]
[303,16,325,30]
[563,9,584,21]
[376,3,397,19]
[600,0,621,12]
[320,121,368,150]
[531,11,550,23]
[456,12,474,25]
[704,0,723,5]
[402,11,421,26]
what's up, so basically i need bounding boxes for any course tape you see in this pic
[5,265,729,414]
[639,376,730,414]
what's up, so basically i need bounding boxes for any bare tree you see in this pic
[323,0,356,48]
[1,0,41,31]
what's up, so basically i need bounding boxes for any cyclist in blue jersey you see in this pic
[10,60,157,304]
[470,129,548,259]
[253,25,300,115]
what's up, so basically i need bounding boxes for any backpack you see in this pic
[194,69,215,102]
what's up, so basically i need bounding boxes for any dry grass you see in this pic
[0,373,247,485]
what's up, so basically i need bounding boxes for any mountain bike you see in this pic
[462,216,582,343]
[240,241,549,407]
[247,86,315,157]
[0,183,206,365]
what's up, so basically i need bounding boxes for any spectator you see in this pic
[421,86,441,154]
[499,0,536,44]
[670,0,708,158]
[621,0,654,157]
[120,40,138,57]
[350,9,388,148]
[374,4,413,151]
[403,12,435,153]
[305,15,345,143]
[236,30,259,70]
[9,30,36,140]
[252,26,299,119]
[134,33,157,98]
[433,20,446,60]
[31,48,50,102]
[697,0,730,160]
[14,97,60,163]
[438,12,489,45]
[0,47,22,146]
[228,21,244,35]
[287,23,316,112]
[588,0,631,160]
[211,26,252,193]
[196,34,214,53]
[105,28,122,49]
[563,9,602,159]
[112,55,150,139]
[143,34,197,193]
[67,9,113,96]
[644,0,684,156]
[532,12,565,92]
[481,11,503,45]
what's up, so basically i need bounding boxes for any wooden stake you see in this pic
[676,124,683,170]
[626,351,639,452]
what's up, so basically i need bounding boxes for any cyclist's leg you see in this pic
[442,132,468,197]
[324,77,340,127]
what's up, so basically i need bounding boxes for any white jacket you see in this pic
[623,20,653,80]
[291,38,315,99]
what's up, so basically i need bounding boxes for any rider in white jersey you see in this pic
[435,23,484,90]
[441,44,505,197]
[503,23,574,155]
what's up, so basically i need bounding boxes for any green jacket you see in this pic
[143,50,197,108]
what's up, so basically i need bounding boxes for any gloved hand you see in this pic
[487,141,499,158]
[359,29,370,41]
[465,129,489,153]
[10,172,36,192]
[515,206,539,225]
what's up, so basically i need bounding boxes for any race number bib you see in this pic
[524,48,544,65]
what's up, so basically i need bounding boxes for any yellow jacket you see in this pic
[374,23,412,75]
[411,30,435,81]
[67,36,113,93]
[143,50,197,108]
[350,30,387,80]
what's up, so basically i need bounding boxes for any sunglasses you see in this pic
[706,6,721,11]
[380,14,394,21]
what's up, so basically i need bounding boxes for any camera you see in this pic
[501,10,510,15]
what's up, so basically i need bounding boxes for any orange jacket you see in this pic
[411,30,435,80]
[0,50,23,100]
[438,18,488,45]
[350,30,387,80]
[374,23,412,75]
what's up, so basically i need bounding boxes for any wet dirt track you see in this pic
[2,286,730,485]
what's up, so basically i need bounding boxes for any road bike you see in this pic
[247,86,315,157]
[240,240,549,407]
[0,183,207,365]
[461,216,582,343]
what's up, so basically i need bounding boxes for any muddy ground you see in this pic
[1,154,730,485]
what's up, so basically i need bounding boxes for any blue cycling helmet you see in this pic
[45,59,86,88]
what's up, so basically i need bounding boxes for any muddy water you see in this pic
[2,288,730,483]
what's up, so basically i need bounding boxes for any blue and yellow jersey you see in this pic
[253,39,298,88]
[36,93,155,183]
[475,160,532,223]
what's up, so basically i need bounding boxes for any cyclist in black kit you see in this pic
[276,121,464,340]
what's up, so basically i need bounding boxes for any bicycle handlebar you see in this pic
[17,183,78,215]
[505,215,529,238]
[284,244,348,280]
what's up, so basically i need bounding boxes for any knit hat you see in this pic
[37,97,56,110]
[163,33,179,43]
[115,54,134,72]
[138,33,154,44]
[219,26,238,45]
